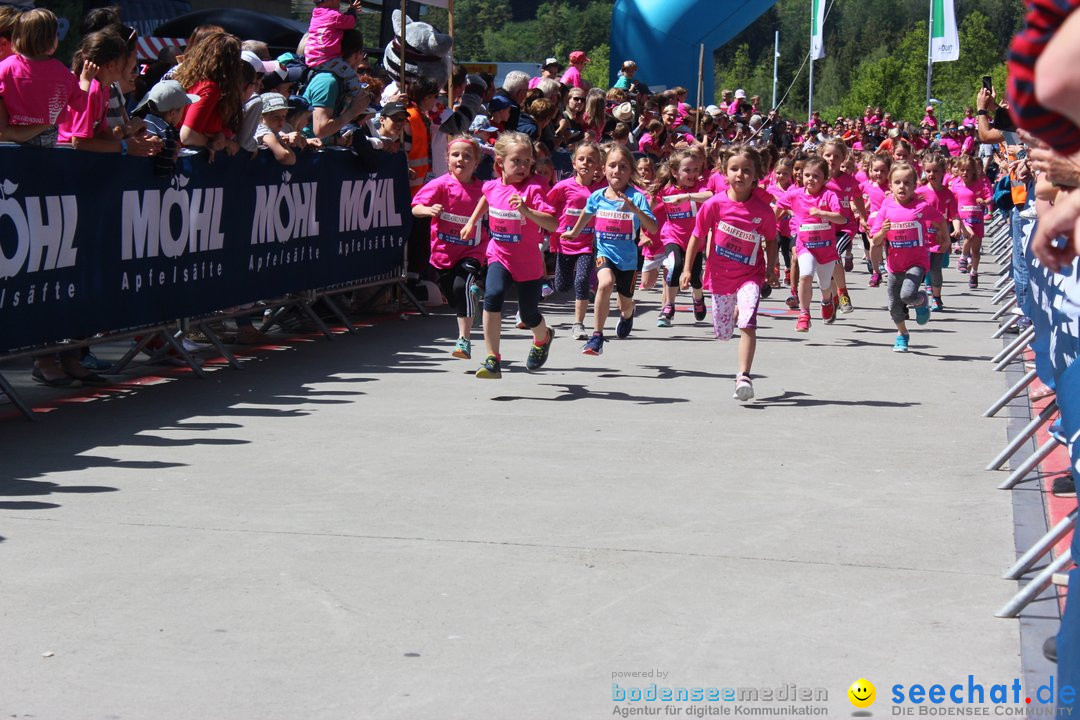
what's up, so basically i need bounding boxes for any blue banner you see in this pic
[0,146,411,353]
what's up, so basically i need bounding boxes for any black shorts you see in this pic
[596,256,637,299]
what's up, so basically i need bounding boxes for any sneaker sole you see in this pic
[839,304,853,314]
[892,347,908,353]
[475,371,502,379]
[582,349,603,356]
[452,350,471,359]
[734,385,755,401]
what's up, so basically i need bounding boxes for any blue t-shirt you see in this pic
[302,72,341,138]
[585,186,655,271]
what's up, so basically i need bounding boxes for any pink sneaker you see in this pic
[795,312,811,333]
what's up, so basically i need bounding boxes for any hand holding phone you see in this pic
[982,75,994,93]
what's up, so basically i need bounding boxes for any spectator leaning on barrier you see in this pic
[173,31,243,154]
[256,91,306,166]
[404,76,438,195]
[302,28,370,142]
[132,78,200,176]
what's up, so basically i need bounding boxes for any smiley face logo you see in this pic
[848,678,876,708]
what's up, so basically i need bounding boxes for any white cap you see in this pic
[734,88,747,99]
[705,104,722,117]
[241,50,278,75]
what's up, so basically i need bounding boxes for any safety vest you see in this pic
[405,106,430,196]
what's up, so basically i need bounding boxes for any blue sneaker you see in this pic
[525,328,554,371]
[931,296,944,312]
[914,303,930,326]
[892,334,910,352]
[582,332,605,355]
[616,313,634,339]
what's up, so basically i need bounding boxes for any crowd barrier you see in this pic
[983,204,1079,713]
[0,144,415,419]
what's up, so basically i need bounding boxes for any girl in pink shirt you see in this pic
[861,154,892,286]
[949,155,993,288]
[766,157,796,290]
[0,8,93,145]
[547,142,603,340]
[869,162,948,352]
[636,155,665,290]
[412,136,488,360]
[305,0,364,102]
[822,139,868,316]
[460,132,557,379]
[683,146,778,401]
[652,149,713,327]
[775,156,846,333]
[916,154,959,311]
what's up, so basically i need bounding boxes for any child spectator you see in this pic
[132,78,201,175]
[0,8,94,145]
[305,0,365,103]
[256,91,306,165]
[0,5,16,60]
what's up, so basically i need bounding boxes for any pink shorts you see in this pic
[711,280,760,341]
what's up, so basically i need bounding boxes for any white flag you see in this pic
[930,0,960,62]
[810,0,826,60]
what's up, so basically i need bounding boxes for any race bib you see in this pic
[564,207,594,235]
[713,221,762,266]
[799,222,832,249]
[887,220,923,249]
[667,200,698,221]
[594,209,635,244]
[960,204,983,225]
[489,207,523,244]
[436,211,478,246]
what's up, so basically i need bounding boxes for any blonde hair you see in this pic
[446,134,480,161]
[889,162,917,183]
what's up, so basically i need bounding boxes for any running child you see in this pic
[460,132,558,378]
[682,146,778,401]
[546,141,603,340]
[636,154,665,290]
[561,144,658,356]
[916,153,959,310]
[861,153,892,287]
[767,156,796,287]
[783,153,810,308]
[652,148,713,327]
[949,154,993,288]
[869,162,948,352]
[412,135,487,360]
[776,156,847,333]
[822,139,868,315]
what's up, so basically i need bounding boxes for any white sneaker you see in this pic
[733,374,754,401]
[571,323,588,340]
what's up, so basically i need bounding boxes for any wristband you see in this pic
[976,110,989,117]
[120,139,128,155]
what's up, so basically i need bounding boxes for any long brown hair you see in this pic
[173,31,243,130]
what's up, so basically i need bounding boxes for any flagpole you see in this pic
[808,48,814,124]
[772,30,779,109]
[926,0,934,106]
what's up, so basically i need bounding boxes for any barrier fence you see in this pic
[0,144,414,418]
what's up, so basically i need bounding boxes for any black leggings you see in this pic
[554,252,593,300]
[665,244,703,289]
[778,236,793,269]
[438,258,483,318]
[483,261,544,328]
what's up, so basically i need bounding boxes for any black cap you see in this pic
[380,101,408,118]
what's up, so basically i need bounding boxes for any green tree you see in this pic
[581,42,610,89]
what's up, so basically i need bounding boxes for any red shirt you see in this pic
[182,80,226,137]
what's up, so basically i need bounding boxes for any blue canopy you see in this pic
[610,0,777,100]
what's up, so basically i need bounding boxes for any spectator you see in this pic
[555,86,586,146]
[241,39,270,61]
[0,5,16,60]
[530,57,562,90]
[239,50,279,152]
[488,95,513,130]
[405,76,439,195]
[560,50,589,89]
[256,91,305,165]
[174,31,243,153]
[373,100,407,151]
[493,70,528,132]
[302,28,370,141]
[613,60,637,91]
[581,88,606,143]
[518,97,557,150]
[132,78,200,176]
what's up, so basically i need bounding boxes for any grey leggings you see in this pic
[887,266,928,322]
[927,253,947,289]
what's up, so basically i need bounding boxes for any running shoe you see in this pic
[785,292,799,309]
[616,313,634,339]
[475,354,501,379]
[932,296,944,312]
[968,272,978,289]
[843,254,854,272]
[914,303,930,326]
[838,293,853,314]
[582,332,605,355]
[571,322,588,340]
[893,334,909,352]
[525,328,555,371]
[957,256,969,273]
[657,305,674,327]
[541,282,554,298]
[821,298,836,324]
[693,295,707,321]
[795,312,811,333]
[452,336,471,359]
[760,284,772,299]
[733,374,755,401]
[868,272,882,288]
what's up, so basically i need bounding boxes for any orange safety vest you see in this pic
[405,106,430,196]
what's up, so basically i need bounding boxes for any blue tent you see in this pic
[610,0,777,100]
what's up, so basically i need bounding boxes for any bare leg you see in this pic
[738,327,757,375]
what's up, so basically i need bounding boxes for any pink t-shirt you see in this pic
[766,181,794,237]
[706,172,727,194]
[653,181,708,250]
[949,177,992,239]
[826,172,862,235]
[56,78,108,143]
[916,184,958,253]
[939,136,961,156]
[305,7,357,67]
[412,173,486,270]
[0,54,86,126]
[861,180,889,222]
[694,191,777,296]
[870,196,943,273]
[546,178,602,255]
[482,178,553,282]
[776,186,843,263]
[560,65,583,88]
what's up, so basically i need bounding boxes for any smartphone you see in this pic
[982,75,993,93]
[1002,130,1021,147]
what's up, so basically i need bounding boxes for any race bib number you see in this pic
[799,222,832,249]
[564,207,594,235]
[667,200,698,221]
[960,204,983,225]
[489,207,523,244]
[594,209,635,244]
[436,211,477,246]
[887,220,923,249]
[713,221,761,266]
